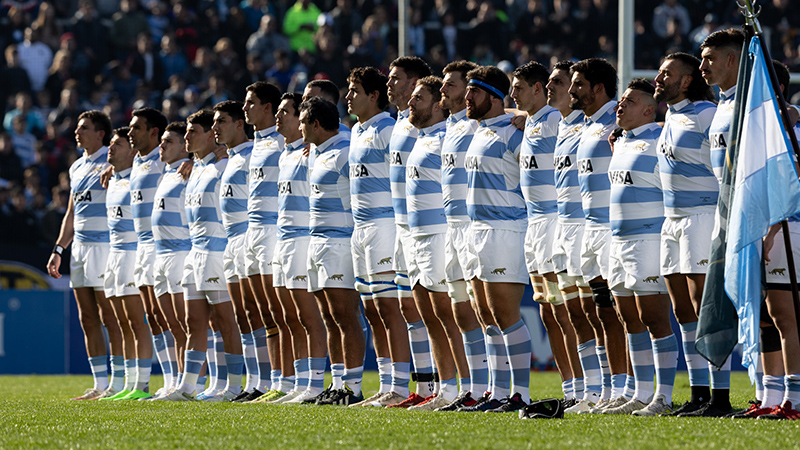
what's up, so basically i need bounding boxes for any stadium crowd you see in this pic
[2,0,800,249]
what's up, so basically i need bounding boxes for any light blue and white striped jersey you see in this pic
[441,109,478,223]
[70,146,110,243]
[577,100,617,227]
[554,111,586,223]
[309,133,353,239]
[520,105,560,218]
[248,126,285,225]
[349,111,396,225]
[152,159,191,254]
[277,137,311,240]
[106,167,137,251]
[406,121,447,236]
[657,98,718,218]
[709,86,736,184]
[465,113,526,231]
[608,122,664,240]
[185,152,228,252]
[220,141,252,238]
[338,122,352,138]
[130,147,165,243]
[389,109,418,225]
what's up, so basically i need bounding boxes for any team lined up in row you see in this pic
[47,26,800,419]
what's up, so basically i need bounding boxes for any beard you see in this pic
[569,91,593,111]
[466,94,492,120]
[409,107,432,129]
[654,81,681,103]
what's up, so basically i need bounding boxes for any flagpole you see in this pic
[739,0,800,339]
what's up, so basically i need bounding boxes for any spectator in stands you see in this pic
[159,33,188,87]
[31,2,62,51]
[689,13,722,53]
[67,0,109,79]
[145,1,171,44]
[0,45,32,113]
[284,0,322,54]
[0,132,24,186]
[44,49,73,109]
[178,86,202,119]
[17,27,53,93]
[212,37,242,86]
[2,187,40,245]
[9,115,36,168]
[129,32,165,90]
[4,92,44,136]
[266,49,295,91]
[240,0,276,32]
[200,73,231,108]
[330,0,364,52]
[41,185,69,244]
[109,0,149,57]
[163,74,186,104]
[246,14,291,70]
[652,0,692,40]
[183,47,216,93]
[48,84,82,139]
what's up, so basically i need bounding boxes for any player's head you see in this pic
[700,28,745,88]
[159,121,187,163]
[569,58,617,112]
[212,100,246,147]
[276,92,303,139]
[616,79,657,131]
[129,107,168,152]
[299,97,340,145]
[108,126,135,169]
[656,53,715,103]
[409,76,447,129]
[511,61,550,112]
[546,61,574,110]
[304,79,340,104]
[346,66,389,117]
[465,65,509,120]
[441,60,478,111]
[773,59,791,96]
[244,81,281,126]
[76,110,112,149]
[388,56,432,107]
[185,110,215,154]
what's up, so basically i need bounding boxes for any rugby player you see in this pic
[47,110,123,400]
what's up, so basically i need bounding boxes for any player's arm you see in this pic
[99,164,114,189]
[178,158,194,180]
[763,223,783,262]
[47,195,76,279]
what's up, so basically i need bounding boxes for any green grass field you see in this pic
[1,372,799,449]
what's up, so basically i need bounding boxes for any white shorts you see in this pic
[608,238,667,296]
[552,221,585,277]
[660,213,714,275]
[408,233,448,293]
[223,233,248,282]
[134,242,156,287]
[468,227,528,284]
[580,226,611,282]
[153,251,188,298]
[525,215,558,274]
[307,237,356,292]
[244,224,277,276]
[272,236,311,289]
[103,249,138,298]
[70,241,109,290]
[765,222,800,284]
[351,221,396,278]
[183,249,227,292]
[393,224,413,273]
[445,222,476,282]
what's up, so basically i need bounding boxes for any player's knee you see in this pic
[589,282,614,308]
[761,325,782,353]
[448,280,470,303]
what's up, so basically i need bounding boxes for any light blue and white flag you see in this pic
[724,36,800,379]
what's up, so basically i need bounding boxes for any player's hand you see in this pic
[302,143,311,157]
[788,105,799,125]
[47,253,62,279]
[511,114,526,131]
[608,127,623,153]
[100,165,114,189]
[763,233,775,262]
[178,159,194,180]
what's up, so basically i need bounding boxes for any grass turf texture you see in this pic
[2,372,799,449]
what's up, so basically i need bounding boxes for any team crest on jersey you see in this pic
[362,137,373,145]
[455,124,465,133]
[592,127,607,138]
[642,276,659,283]
[404,125,414,132]
[483,129,497,138]
[138,162,152,172]
[91,165,104,173]
[633,142,648,152]
[726,103,734,112]
[676,117,692,127]
[568,126,583,136]
[528,125,542,137]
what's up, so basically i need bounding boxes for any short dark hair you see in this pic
[131,107,168,136]
[512,61,550,88]
[165,121,186,137]
[299,97,340,132]
[663,52,716,102]
[466,65,510,99]
[570,58,618,99]
[627,78,655,96]
[390,56,432,79]
[280,92,303,116]
[700,28,745,55]
[553,60,574,72]
[213,100,245,123]
[773,59,790,95]
[306,79,340,103]
[348,66,389,110]
[443,60,478,80]
[186,110,215,132]
[112,126,130,141]
[78,110,112,146]
[246,81,282,113]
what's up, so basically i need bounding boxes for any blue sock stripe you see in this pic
[184,350,206,376]
[225,353,245,377]
[611,373,626,388]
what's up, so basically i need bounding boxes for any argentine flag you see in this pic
[724,36,800,378]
